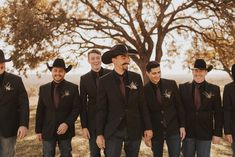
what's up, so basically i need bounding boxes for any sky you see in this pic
[0,0,231,79]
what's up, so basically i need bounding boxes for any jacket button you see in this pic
[161,111,164,114]
[120,117,123,120]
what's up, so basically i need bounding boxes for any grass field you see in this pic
[13,73,233,157]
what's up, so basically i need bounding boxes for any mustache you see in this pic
[122,63,129,66]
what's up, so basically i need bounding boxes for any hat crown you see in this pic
[52,58,66,68]
[232,64,235,81]
[194,59,207,69]
[0,49,11,63]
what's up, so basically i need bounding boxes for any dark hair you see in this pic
[146,61,160,72]
[88,49,101,58]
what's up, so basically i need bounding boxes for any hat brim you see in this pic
[191,65,213,72]
[47,63,72,73]
[0,57,12,63]
[102,49,138,64]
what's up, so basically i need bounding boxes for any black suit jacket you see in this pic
[96,70,152,140]
[144,79,185,139]
[35,80,80,140]
[223,82,235,139]
[179,81,222,140]
[80,68,111,132]
[0,72,29,137]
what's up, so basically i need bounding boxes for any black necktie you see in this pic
[53,84,60,108]
[95,72,99,87]
[156,85,162,105]
[194,84,201,110]
[119,76,126,96]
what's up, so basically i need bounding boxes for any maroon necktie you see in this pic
[119,76,126,96]
[53,84,60,108]
[194,84,201,110]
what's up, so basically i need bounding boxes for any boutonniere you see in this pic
[4,82,14,91]
[163,89,172,99]
[61,90,70,98]
[203,91,214,99]
[126,81,138,90]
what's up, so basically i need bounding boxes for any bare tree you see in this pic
[0,0,234,82]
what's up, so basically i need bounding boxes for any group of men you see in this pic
[0,44,234,157]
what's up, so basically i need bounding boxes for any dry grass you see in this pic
[14,96,232,157]
[15,74,233,157]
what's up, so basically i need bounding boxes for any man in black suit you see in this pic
[144,61,185,157]
[179,59,222,157]
[96,44,152,157]
[80,49,111,157]
[35,58,80,157]
[0,50,29,157]
[224,64,235,156]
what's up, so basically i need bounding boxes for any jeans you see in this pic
[231,142,235,157]
[89,131,101,157]
[43,138,72,157]
[182,138,211,157]
[104,129,141,157]
[0,136,16,157]
[151,133,181,157]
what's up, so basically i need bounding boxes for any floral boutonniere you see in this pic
[126,81,138,90]
[163,89,172,99]
[203,91,214,99]
[4,82,14,91]
[61,90,70,98]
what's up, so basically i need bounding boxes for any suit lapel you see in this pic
[111,71,126,103]
[200,82,210,110]
[88,71,97,96]
[147,82,158,108]
[188,82,197,110]
[45,83,54,108]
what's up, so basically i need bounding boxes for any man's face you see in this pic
[146,67,161,84]
[0,62,5,74]
[51,67,66,83]
[88,53,102,71]
[192,69,207,83]
[112,54,130,71]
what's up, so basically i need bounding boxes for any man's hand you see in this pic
[225,134,233,144]
[180,127,186,140]
[144,130,153,141]
[82,128,90,139]
[212,136,221,144]
[36,133,43,141]
[17,126,28,139]
[57,123,68,135]
[96,135,105,149]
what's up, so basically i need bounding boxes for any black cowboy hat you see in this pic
[191,59,213,72]
[47,58,72,73]
[102,44,138,64]
[0,49,12,63]
[232,64,235,81]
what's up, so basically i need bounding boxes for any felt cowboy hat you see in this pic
[102,44,138,64]
[47,58,72,73]
[0,49,12,63]
[232,64,235,81]
[191,59,213,72]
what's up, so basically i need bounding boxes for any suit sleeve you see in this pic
[17,77,29,128]
[138,75,152,130]
[35,86,45,133]
[65,85,80,127]
[223,85,232,135]
[96,78,108,136]
[172,81,185,128]
[213,86,223,137]
[79,77,88,128]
